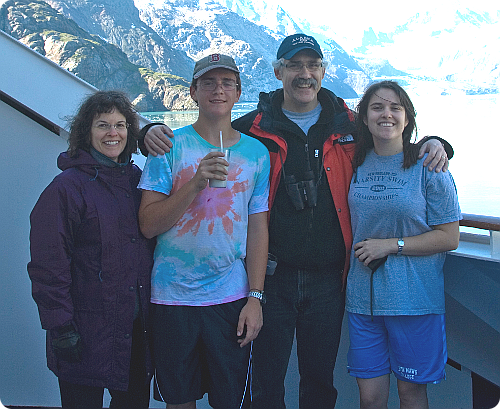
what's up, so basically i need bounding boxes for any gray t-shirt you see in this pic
[346,151,461,316]
[282,104,322,135]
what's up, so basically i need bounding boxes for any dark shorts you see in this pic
[151,299,251,408]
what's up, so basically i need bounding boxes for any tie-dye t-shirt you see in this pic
[139,125,270,306]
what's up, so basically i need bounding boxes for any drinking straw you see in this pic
[220,131,223,152]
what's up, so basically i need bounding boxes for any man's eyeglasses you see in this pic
[198,79,238,91]
[284,61,323,72]
[93,122,129,131]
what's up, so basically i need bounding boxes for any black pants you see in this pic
[251,264,345,409]
[58,318,150,409]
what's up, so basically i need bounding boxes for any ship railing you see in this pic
[457,213,500,260]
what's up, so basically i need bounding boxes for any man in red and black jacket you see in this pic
[232,69,357,409]
[141,33,451,409]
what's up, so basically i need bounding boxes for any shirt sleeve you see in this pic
[27,178,78,329]
[138,153,173,195]
[248,145,271,215]
[425,170,462,226]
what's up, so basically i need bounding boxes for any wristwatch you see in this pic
[248,290,266,304]
[397,238,405,256]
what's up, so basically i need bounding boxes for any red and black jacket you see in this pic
[232,88,357,282]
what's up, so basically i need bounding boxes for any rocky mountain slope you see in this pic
[44,0,194,79]
[185,0,371,95]
[2,0,369,103]
[0,0,197,111]
[45,0,365,99]
[2,0,496,112]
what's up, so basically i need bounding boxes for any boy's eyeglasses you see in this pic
[93,122,129,131]
[284,61,323,72]
[198,79,238,91]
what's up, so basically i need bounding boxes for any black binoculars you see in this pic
[285,171,318,210]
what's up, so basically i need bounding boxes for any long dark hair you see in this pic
[352,81,419,170]
[67,91,140,163]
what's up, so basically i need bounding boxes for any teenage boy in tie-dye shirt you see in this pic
[138,54,270,408]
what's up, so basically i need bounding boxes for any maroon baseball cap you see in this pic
[193,54,239,79]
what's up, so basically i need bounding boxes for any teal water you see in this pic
[142,102,258,129]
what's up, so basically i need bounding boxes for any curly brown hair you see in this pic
[67,91,139,163]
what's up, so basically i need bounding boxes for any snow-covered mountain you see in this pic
[132,0,285,99]
[3,0,497,104]
[176,0,499,95]
[132,0,362,98]
[189,0,301,38]
[299,3,500,95]
[35,0,364,100]
[371,6,499,93]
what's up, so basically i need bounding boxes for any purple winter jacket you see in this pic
[27,149,155,391]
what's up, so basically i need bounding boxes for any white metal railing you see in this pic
[457,213,500,260]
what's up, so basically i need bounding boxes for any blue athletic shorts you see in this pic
[347,312,447,384]
[151,299,251,408]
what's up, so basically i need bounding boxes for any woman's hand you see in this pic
[353,238,396,267]
[354,221,460,266]
[50,322,82,362]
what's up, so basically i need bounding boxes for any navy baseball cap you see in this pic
[277,34,323,60]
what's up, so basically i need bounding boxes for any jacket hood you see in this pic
[57,149,137,185]
[57,150,99,173]
[256,89,277,114]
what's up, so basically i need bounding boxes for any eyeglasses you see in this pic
[284,61,323,72]
[198,79,238,91]
[93,122,129,131]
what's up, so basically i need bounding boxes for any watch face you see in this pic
[397,239,404,256]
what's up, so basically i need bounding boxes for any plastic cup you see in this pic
[209,148,230,188]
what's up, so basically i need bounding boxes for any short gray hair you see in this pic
[272,58,285,70]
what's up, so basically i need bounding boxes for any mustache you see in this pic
[292,77,319,88]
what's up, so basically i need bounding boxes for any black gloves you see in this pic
[50,322,82,363]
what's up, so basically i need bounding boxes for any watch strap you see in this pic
[248,290,265,304]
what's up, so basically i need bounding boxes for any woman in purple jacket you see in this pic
[28,91,155,409]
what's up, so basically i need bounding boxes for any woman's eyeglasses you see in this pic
[93,122,130,131]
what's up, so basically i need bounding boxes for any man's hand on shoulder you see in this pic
[144,125,174,156]
[419,138,449,172]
